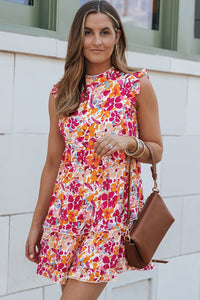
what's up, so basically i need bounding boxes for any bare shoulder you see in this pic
[139,75,155,94]
[48,91,58,118]
[46,90,65,163]
[136,75,157,106]
[49,90,56,105]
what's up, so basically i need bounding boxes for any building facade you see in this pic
[0,1,200,299]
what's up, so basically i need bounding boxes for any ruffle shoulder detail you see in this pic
[125,68,149,97]
[51,84,58,96]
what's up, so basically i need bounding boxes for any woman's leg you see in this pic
[61,284,66,293]
[60,278,107,300]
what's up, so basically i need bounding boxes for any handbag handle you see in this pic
[126,142,158,227]
[125,143,168,265]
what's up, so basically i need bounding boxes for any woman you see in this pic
[25,1,163,299]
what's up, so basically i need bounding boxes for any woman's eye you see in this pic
[85,31,92,35]
[102,31,109,35]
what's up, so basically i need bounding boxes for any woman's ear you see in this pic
[115,29,121,45]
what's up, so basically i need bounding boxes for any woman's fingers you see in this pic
[94,134,132,157]
[26,240,37,262]
[94,134,110,148]
[94,138,119,157]
[103,144,119,156]
[97,143,113,157]
[94,135,113,156]
[25,227,43,264]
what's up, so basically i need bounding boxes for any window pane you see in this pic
[3,0,34,5]
[80,0,160,30]
[195,0,200,38]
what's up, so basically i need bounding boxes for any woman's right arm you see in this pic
[25,92,65,263]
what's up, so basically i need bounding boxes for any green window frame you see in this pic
[177,0,200,59]
[0,0,81,39]
[0,0,200,60]
[123,0,179,52]
[0,0,40,28]
[0,0,177,48]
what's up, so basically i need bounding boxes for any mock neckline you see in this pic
[85,66,115,85]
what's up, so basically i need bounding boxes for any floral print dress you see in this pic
[37,67,154,284]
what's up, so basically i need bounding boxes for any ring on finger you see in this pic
[108,143,113,149]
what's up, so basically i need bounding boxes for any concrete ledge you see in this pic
[1,31,200,76]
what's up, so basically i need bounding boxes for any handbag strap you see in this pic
[145,142,159,192]
[125,143,168,264]
[126,142,158,226]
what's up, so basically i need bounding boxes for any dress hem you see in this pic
[36,262,155,285]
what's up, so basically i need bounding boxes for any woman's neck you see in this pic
[85,61,112,76]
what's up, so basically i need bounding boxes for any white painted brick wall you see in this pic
[0,32,200,300]
[0,288,43,300]
[8,214,50,293]
[44,285,62,300]
[149,71,188,135]
[13,54,64,133]
[157,254,200,300]
[161,136,200,197]
[0,217,9,296]
[0,134,48,215]
[181,195,200,254]
[186,76,200,135]
[0,52,14,133]
[112,279,149,300]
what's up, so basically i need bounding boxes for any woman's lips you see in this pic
[90,49,104,52]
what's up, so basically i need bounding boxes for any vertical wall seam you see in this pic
[11,53,16,133]
[179,196,184,255]
[184,75,189,135]
[42,286,45,300]
[6,215,11,294]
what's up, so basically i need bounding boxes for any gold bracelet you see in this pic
[133,139,144,156]
[125,138,144,157]
[124,137,139,156]
[133,141,146,158]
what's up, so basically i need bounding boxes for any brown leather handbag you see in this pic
[124,143,175,269]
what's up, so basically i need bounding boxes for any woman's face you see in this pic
[83,13,120,74]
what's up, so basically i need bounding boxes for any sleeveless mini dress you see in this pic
[37,67,154,284]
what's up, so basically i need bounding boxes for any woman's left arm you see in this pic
[94,76,163,163]
[135,75,163,163]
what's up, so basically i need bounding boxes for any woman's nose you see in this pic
[93,34,102,46]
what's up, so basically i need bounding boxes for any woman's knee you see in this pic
[60,279,107,300]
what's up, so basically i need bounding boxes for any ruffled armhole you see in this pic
[51,84,64,134]
[132,68,149,95]
[51,84,58,96]
[126,69,149,100]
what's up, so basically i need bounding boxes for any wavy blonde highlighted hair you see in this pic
[56,0,137,117]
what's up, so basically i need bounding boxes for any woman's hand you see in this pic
[25,225,43,264]
[94,134,135,157]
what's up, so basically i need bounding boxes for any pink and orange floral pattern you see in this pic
[37,67,154,284]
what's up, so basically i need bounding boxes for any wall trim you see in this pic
[1,30,200,77]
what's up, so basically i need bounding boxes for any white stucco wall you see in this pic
[0,31,200,300]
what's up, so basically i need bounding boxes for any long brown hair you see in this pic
[56,0,136,117]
